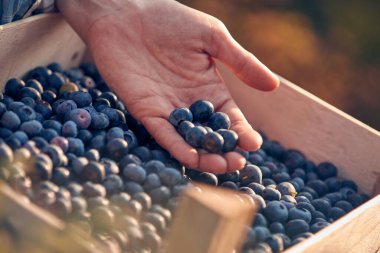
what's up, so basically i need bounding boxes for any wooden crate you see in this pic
[1,13,380,253]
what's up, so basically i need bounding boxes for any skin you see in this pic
[56,0,279,173]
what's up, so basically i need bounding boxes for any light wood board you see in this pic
[0,13,86,87]
[218,62,380,196]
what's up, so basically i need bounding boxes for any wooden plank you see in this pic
[0,13,86,88]
[0,182,101,253]
[285,194,380,253]
[165,184,256,253]
[218,62,380,195]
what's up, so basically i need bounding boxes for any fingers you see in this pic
[206,19,280,91]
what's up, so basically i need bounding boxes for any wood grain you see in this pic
[218,62,380,196]
[286,194,380,253]
[0,13,86,88]
[165,184,256,253]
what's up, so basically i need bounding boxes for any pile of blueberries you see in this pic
[0,63,370,253]
[169,101,238,153]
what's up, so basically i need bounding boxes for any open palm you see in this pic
[58,0,279,173]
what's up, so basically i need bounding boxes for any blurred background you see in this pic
[179,0,380,131]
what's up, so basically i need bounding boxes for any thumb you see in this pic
[206,19,280,91]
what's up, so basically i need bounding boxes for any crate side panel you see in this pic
[0,14,86,89]
[285,194,380,253]
[218,62,380,195]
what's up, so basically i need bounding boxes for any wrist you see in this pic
[56,0,141,43]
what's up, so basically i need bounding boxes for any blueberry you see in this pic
[300,186,319,199]
[0,142,13,166]
[71,196,88,213]
[247,182,265,195]
[207,112,231,130]
[60,120,77,138]
[325,177,342,192]
[218,170,240,183]
[149,186,171,205]
[346,193,364,207]
[19,120,42,137]
[144,160,166,175]
[82,161,106,183]
[328,207,346,220]
[341,179,358,192]
[25,79,44,93]
[291,168,306,180]
[285,219,309,239]
[104,174,124,196]
[265,234,284,253]
[188,100,214,123]
[220,181,238,190]
[91,206,115,231]
[0,102,6,117]
[131,146,152,162]
[239,186,256,195]
[259,166,272,179]
[275,182,297,197]
[29,153,53,181]
[77,129,93,144]
[56,100,77,118]
[253,226,271,242]
[90,112,109,130]
[42,144,66,167]
[99,158,119,175]
[316,162,337,179]
[42,120,62,133]
[4,78,25,97]
[324,192,343,205]
[311,198,331,217]
[262,178,276,187]
[35,100,53,119]
[122,182,143,197]
[195,172,218,186]
[18,86,42,101]
[288,207,312,223]
[66,108,91,129]
[253,213,268,227]
[133,192,152,211]
[69,91,92,107]
[264,201,288,222]
[144,212,167,234]
[169,107,193,127]
[143,174,162,191]
[262,187,281,201]
[159,168,182,187]
[20,98,36,109]
[119,154,142,169]
[177,120,194,137]
[247,153,265,166]
[184,126,208,149]
[310,221,330,233]
[93,97,111,111]
[88,134,106,150]
[100,108,126,127]
[269,222,285,234]
[124,130,138,150]
[83,182,106,198]
[283,149,305,171]
[10,131,29,145]
[334,200,353,212]
[251,194,266,211]
[272,172,291,184]
[312,211,327,220]
[0,127,13,139]
[143,231,162,252]
[105,138,128,161]
[67,137,85,156]
[240,164,262,185]
[106,127,124,141]
[1,111,21,130]
[122,163,146,183]
[202,132,224,153]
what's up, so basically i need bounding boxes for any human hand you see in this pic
[57,0,279,173]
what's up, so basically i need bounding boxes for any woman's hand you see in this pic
[57,0,279,173]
